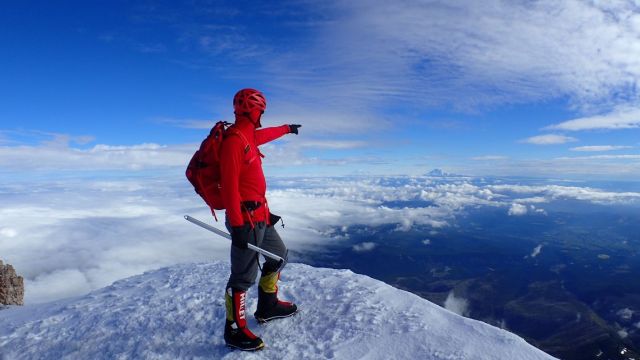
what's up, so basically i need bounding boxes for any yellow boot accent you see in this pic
[225,288,234,322]
[258,272,279,294]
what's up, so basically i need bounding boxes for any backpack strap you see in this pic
[226,127,262,163]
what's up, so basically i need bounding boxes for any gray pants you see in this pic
[225,221,288,291]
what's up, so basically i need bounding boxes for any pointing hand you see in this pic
[289,124,301,135]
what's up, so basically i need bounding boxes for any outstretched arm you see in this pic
[255,124,300,146]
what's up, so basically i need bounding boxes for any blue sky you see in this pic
[1,0,640,179]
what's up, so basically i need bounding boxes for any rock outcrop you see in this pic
[0,260,24,306]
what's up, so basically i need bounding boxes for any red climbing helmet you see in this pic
[233,88,267,115]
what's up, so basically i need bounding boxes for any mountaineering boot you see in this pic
[224,287,264,351]
[254,271,298,323]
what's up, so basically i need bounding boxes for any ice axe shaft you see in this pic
[184,215,285,264]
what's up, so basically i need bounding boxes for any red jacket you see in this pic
[220,120,290,227]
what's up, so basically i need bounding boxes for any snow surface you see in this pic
[0,261,557,359]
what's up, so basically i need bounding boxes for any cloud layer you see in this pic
[0,142,193,173]
[2,174,639,304]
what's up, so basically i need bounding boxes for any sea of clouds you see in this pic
[1,174,639,304]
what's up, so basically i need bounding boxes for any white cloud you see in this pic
[617,308,634,320]
[488,184,640,205]
[0,129,95,147]
[532,206,547,216]
[28,269,93,302]
[556,154,640,160]
[444,291,470,317]
[570,145,633,152]
[547,107,640,131]
[514,197,548,204]
[422,239,431,245]
[352,242,376,252]
[419,182,502,210]
[269,185,450,233]
[508,203,546,217]
[0,227,17,238]
[531,245,543,258]
[508,203,528,216]
[266,0,640,114]
[471,156,509,161]
[520,134,578,145]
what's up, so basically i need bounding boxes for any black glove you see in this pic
[230,224,253,249]
[288,124,301,135]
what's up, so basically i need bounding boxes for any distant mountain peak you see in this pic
[426,168,458,177]
[0,261,555,359]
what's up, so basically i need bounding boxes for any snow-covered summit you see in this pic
[0,261,556,359]
[425,169,461,177]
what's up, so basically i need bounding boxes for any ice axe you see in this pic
[184,215,287,271]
